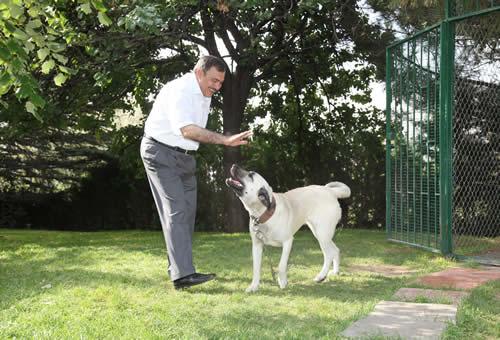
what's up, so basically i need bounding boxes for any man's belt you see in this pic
[144,135,193,155]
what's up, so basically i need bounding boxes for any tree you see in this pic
[115,0,391,231]
[1,0,393,232]
[0,0,113,117]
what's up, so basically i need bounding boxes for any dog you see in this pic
[225,164,351,292]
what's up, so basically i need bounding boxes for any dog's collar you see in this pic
[253,195,276,225]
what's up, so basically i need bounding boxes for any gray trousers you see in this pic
[140,136,197,281]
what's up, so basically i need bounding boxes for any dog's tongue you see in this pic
[226,178,243,188]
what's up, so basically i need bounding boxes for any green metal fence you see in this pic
[386,1,499,264]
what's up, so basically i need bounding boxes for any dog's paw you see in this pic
[313,275,326,283]
[278,278,288,289]
[245,285,259,293]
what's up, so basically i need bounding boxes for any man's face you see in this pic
[195,66,225,97]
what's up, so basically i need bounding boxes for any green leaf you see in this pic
[0,44,11,61]
[8,4,24,19]
[53,53,68,65]
[4,21,16,33]
[85,46,98,56]
[97,12,112,26]
[6,38,28,59]
[30,105,44,122]
[30,92,46,107]
[27,6,40,18]
[27,19,43,29]
[24,40,35,52]
[0,72,12,95]
[26,100,36,114]
[13,29,29,41]
[37,47,50,61]
[0,71,11,87]
[10,58,24,73]
[41,59,55,74]
[32,34,46,46]
[54,72,67,86]
[47,42,65,52]
[17,81,35,99]
[92,0,107,12]
[58,65,75,75]
[0,83,12,96]
[80,2,92,15]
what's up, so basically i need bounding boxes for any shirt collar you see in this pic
[188,72,204,96]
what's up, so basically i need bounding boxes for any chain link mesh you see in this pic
[453,0,499,17]
[387,6,500,263]
[452,11,500,259]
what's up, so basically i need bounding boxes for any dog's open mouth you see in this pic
[225,176,244,195]
[225,165,245,195]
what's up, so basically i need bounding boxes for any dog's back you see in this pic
[277,184,346,230]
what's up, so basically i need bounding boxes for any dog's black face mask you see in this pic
[258,187,271,209]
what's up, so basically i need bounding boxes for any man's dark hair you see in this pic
[194,55,226,73]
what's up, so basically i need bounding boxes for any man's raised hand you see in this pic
[225,130,253,147]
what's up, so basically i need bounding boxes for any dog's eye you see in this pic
[248,172,254,179]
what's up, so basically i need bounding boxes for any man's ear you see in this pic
[194,67,202,79]
[258,187,271,209]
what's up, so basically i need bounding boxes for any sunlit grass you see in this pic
[0,229,497,339]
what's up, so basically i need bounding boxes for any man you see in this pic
[141,55,252,290]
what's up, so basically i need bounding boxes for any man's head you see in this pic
[194,55,226,97]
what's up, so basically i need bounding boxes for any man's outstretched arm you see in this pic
[180,124,252,147]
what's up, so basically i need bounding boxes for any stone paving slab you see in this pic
[393,288,469,305]
[341,301,457,339]
[414,267,500,290]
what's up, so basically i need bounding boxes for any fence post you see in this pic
[438,9,455,255]
[385,47,392,240]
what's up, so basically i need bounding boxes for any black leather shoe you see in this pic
[173,273,216,290]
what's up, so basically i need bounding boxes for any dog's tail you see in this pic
[325,182,351,199]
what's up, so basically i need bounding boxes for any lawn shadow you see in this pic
[0,229,166,253]
[187,273,404,303]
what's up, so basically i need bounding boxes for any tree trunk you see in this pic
[222,147,247,232]
[221,67,252,233]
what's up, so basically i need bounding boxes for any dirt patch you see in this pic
[384,247,416,254]
[347,264,418,277]
[414,267,500,290]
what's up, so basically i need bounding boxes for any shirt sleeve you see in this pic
[168,89,198,136]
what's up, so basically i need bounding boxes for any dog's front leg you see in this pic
[278,238,293,289]
[246,237,263,293]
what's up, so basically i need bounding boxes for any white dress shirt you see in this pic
[144,72,212,151]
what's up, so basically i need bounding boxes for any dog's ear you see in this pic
[258,187,271,209]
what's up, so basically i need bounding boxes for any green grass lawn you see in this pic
[0,229,498,339]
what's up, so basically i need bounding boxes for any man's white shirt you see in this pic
[144,72,212,151]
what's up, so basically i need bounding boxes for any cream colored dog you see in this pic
[226,164,351,292]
